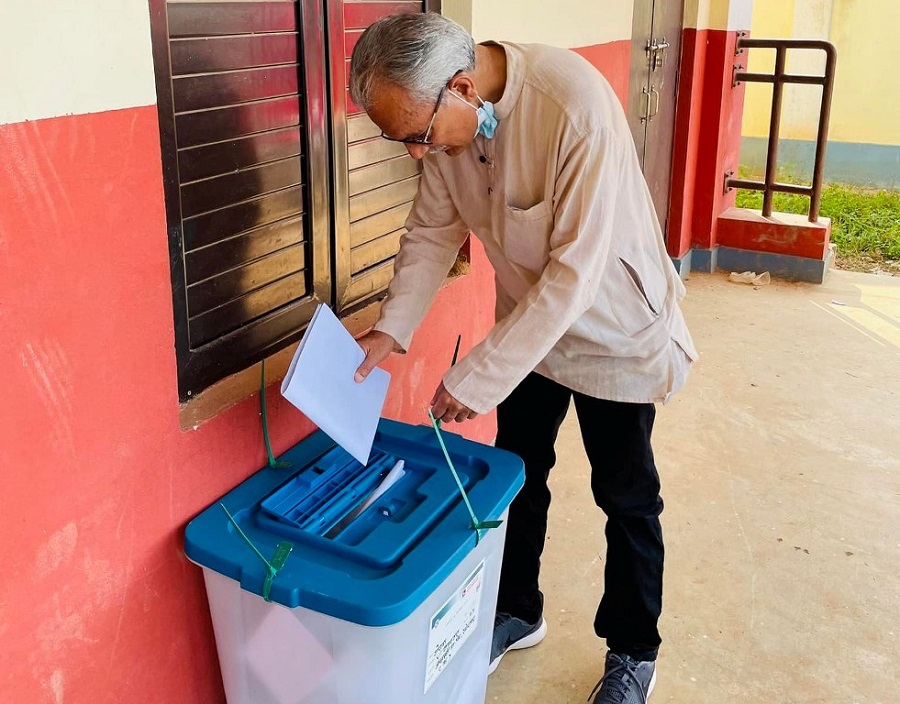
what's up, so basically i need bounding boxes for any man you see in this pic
[350,12,696,703]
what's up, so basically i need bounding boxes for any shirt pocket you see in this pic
[502,200,553,271]
[609,256,665,336]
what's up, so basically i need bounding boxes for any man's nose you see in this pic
[406,144,430,160]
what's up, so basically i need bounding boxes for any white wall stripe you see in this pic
[728,0,755,30]
[472,0,633,46]
[0,0,157,126]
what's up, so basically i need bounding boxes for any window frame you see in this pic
[149,0,445,407]
[327,0,443,315]
[149,0,333,402]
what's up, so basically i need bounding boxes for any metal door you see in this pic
[628,0,684,234]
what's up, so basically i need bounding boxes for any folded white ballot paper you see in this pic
[281,304,390,465]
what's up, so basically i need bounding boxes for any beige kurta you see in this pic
[374,41,697,414]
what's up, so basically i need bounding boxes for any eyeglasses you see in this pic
[380,71,462,145]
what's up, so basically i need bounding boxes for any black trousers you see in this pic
[495,372,664,661]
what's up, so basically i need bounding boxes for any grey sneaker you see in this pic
[488,612,547,674]
[589,652,657,703]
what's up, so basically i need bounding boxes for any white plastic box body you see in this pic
[199,515,507,704]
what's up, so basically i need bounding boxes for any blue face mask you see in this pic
[450,91,499,139]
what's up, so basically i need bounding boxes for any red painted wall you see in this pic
[716,206,831,259]
[668,28,708,258]
[572,40,631,108]
[667,28,747,258]
[0,106,495,703]
[693,29,744,250]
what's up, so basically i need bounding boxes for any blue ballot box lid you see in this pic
[184,419,524,626]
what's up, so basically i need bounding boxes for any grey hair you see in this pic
[349,12,476,111]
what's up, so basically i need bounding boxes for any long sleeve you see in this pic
[443,130,627,414]
[373,156,470,351]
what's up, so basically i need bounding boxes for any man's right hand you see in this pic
[355,330,400,383]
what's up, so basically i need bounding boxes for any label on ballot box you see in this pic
[424,560,485,692]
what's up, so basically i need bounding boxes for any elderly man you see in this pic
[350,12,696,704]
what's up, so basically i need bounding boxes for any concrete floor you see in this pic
[486,270,900,704]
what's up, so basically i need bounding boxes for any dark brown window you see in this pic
[150,0,437,401]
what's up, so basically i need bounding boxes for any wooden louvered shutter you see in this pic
[150,0,331,400]
[328,1,438,313]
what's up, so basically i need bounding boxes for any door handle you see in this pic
[648,87,660,121]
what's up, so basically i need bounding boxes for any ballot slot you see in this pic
[323,458,408,539]
[259,447,400,538]
[254,436,484,570]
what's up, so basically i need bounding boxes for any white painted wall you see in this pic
[0,0,157,125]
[471,0,633,46]
[441,0,473,32]
[728,0,754,30]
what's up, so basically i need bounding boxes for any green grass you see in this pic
[734,173,900,269]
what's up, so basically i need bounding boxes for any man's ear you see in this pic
[450,74,479,101]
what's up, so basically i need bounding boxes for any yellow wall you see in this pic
[830,0,899,145]
[742,0,900,146]
[684,0,754,30]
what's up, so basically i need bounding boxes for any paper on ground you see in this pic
[281,304,390,465]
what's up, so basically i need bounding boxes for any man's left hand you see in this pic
[430,382,479,424]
